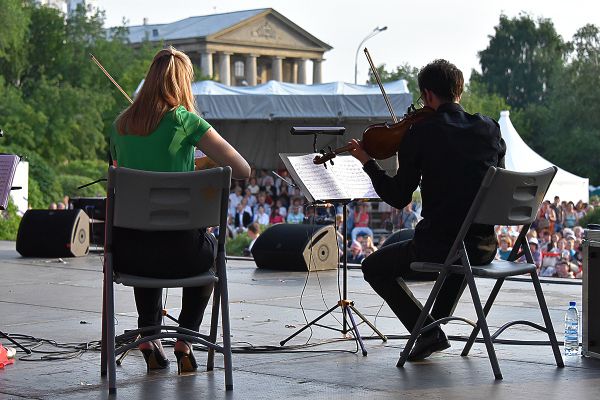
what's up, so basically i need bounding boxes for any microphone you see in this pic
[290,127,345,135]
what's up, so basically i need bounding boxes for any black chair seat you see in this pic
[114,272,218,288]
[411,259,535,278]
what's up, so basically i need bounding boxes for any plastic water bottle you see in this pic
[564,301,579,356]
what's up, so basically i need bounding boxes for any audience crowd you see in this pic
[495,196,599,279]
[47,168,597,280]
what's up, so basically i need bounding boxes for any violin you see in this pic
[314,48,434,166]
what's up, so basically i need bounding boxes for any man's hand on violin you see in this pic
[348,139,373,165]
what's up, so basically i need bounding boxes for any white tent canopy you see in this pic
[499,110,589,202]
[192,80,412,169]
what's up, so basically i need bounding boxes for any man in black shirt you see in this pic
[348,59,506,361]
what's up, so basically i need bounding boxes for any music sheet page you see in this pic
[281,153,379,202]
[0,154,20,210]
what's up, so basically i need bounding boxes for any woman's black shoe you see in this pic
[139,339,170,372]
[174,341,198,375]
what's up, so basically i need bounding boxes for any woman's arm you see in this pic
[196,128,251,179]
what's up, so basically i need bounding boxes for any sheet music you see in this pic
[328,156,379,199]
[0,154,20,210]
[286,154,347,200]
[281,153,379,202]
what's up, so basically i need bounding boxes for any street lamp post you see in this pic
[354,26,387,85]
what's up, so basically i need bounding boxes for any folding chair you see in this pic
[100,166,233,394]
[397,166,564,379]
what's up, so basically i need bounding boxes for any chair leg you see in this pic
[466,272,502,380]
[207,284,220,371]
[462,278,504,357]
[397,270,449,368]
[100,273,107,377]
[530,272,564,368]
[104,256,117,395]
[217,250,233,390]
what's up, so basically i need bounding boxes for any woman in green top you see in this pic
[111,46,249,374]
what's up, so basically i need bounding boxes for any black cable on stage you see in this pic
[1,330,575,363]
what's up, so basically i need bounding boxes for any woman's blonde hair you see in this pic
[116,46,197,136]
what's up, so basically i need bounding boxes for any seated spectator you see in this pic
[233,203,252,233]
[253,192,271,216]
[496,236,512,260]
[275,199,287,218]
[244,187,257,209]
[228,185,243,215]
[393,202,418,230]
[573,226,584,239]
[269,207,285,224]
[247,177,260,195]
[539,229,552,251]
[253,205,270,225]
[347,240,365,264]
[57,202,66,210]
[239,197,253,217]
[351,203,374,242]
[277,185,290,209]
[49,202,57,210]
[527,237,542,268]
[286,205,304,224]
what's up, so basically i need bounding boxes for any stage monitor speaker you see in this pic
[16,209,90,257]
[252,224,339,271]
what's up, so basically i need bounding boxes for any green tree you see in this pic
[368,63,420,102]
[0,0,30,85]
[474,13,567,109]
[460,80,510,120]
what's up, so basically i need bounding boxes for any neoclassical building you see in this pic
[126,8,332,86]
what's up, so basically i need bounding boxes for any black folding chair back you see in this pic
[397,166,564,379]
[100,166,233,394]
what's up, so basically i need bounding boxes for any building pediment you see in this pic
[209,10,331,52]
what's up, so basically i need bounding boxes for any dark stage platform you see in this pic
[0,240,599,399]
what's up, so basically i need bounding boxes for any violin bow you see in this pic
[364,48,398,123]
[90,53,133,104]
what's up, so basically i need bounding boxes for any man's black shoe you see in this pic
[407,329,450,361]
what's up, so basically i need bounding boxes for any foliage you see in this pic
[58,174,105,198]
[579,208,600,228]
[0,144,63,207]
[508,24,600,184]
[0,200,21,241]
[460,80,511,120]
[226,232,252,256]
[225,224,268,256]
[473,13,567,110]
[368,63,420,102]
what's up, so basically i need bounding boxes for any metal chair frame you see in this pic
[396,166,564,379]
[100,166,233,394]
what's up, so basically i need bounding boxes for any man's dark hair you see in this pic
[417,59,464,102]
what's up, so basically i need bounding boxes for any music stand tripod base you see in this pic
[280,202,387,355]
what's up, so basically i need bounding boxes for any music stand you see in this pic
[276,156,388,356]
[0,152,32,354]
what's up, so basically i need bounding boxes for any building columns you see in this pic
[219,52,232,85]
[271,56,283,82]
[297,58,308,84]
[245,54,258,86]
[312,59,323,84]
[200,51,213,78]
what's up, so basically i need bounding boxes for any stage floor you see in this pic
[1,240,599,399]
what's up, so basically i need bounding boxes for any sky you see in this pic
[95,0,600,84]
